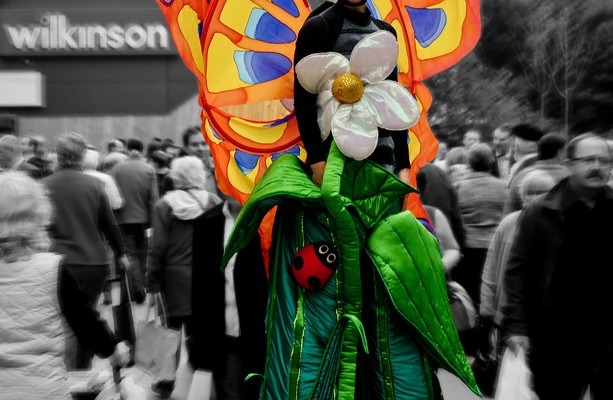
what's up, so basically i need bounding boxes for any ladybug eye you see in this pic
[327,254,336,263]
[318,245,329,254]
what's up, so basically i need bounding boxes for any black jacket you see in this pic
[190,203,268,375]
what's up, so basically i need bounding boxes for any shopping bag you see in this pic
[494,348,538,400]
[447,280,477,331]
[134,293,181,382]
[111,266,136,365]
[187,370,214,400]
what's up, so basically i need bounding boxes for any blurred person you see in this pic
[492,124,513,181]
[162,126,218,195]
[20,136,36,160]
[478,170,556,393]
[165,144,180,159]
[0,135,42,179]
[503,131,568,215]
[101,139,126,170]
[417,170,462,275]
[25,136,52,178]
[453,143,507,355]
[502,133,613,400]
[151,150,170,197]
[462,128,481,149]
[433,140,448,169]
[505,123,543,187]
[0,172,130,400]
[107,138,125,154]
[444,146,469,184]
[146,140,162,164]
[41,132,129,370]
[111,138,159,304]
[419,161,466,250]
[83,149,123,210]
[101,151,127,173]
[148,156,225,397]
[45,152,58,173]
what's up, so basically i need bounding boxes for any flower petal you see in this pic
[362,81,420,130]
[317,91,339,141]
[295,52,350,94]
[331,103,379,161]
[350,31,398,84]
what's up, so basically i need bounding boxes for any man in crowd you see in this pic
[42,132,128,370]
[505,124,543,186]
[502,133,613,399]
[111,139,159,304]
[492,124,513,181]
[0,135,41,179]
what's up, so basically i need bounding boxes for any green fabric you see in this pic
[223,150,480,399]
[366,212,481,395]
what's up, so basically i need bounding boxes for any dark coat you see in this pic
[190,204,268,375]
[503,178,613,371]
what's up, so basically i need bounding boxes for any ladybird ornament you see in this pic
[292,242,339,290]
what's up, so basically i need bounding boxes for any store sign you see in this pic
[0,9,176,56]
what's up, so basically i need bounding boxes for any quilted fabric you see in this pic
[223,151,479,398]
[0,252,70,400]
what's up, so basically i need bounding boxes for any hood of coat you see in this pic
[163,189,222,220]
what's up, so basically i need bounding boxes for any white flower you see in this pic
[295,30,420,161]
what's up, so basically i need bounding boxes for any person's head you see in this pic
[463,129,482,149]
[20,136,38,157]
[146,140,162,161]
[537,132,566,161]
[151,150,169,170]
[107,139,124,154]
[467,143,495,173]
[519,170,556,207]
[170,156,207,190]
[102,152,127,172]
[445,147,467,170]
[493,125,513,156]
[56,132,87,169]
[564,133,612,194]
[83,149,100,171]
[0,135,23,168]
[0,172,51,262]
[182,126,210,160]
[436,142,448,161]
[127,138,144,156]
[511,124,544,159]
[161,139,175,153]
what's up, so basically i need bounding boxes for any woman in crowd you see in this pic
[148,156,223,397]
[0,172,129,400]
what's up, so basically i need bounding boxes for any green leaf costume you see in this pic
[223,144,480,399]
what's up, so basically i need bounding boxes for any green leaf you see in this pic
[366,211,481,396]
[222,154,323,269]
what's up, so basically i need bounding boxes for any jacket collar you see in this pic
[541,177,613,212]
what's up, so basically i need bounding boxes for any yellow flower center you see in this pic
[331,73,364,104]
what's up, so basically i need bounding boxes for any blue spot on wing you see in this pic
[406,7,446,48]
[272,0,299,17]
[235,150,260,174]
[272,145,300,161]
[245,9,295,44]
[234,51,292,84]
[267,111,294,127]
[366,0,382,20]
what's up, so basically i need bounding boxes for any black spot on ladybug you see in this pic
[308,276,322,289]
[293,256,304,270]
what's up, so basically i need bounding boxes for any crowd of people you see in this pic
[1,120,613,400]
[0,126,267,400]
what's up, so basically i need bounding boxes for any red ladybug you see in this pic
[292,242,339,290]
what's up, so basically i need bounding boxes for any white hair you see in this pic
[170,156,207,190]
[0,172,52,262]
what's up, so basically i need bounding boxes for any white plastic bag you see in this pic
[495,348,538,400]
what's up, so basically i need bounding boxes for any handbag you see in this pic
[494,348,538,400]
[447,280,477,331]
[134,292,182,381]
[111,266,136,365]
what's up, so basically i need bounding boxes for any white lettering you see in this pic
[107,25,125,49]
[125,25,147,49]
[3,13,171,52]
[5,26,40,50]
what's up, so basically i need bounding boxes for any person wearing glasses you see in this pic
[502,132,613,400]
